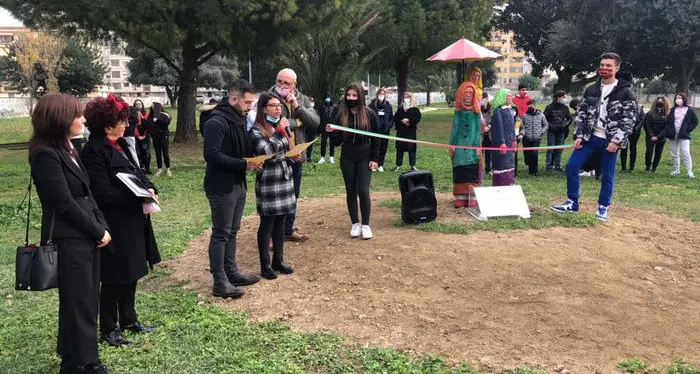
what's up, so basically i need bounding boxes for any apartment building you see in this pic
[485,31,531,90]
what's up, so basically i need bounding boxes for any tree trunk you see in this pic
[395,55,411,104]
[553,69,573,93]
[425,87,431,107]
[165,85,178,108]
[675,57,694,94]
[174,58,199,144]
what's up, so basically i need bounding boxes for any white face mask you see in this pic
[403,98,411,107]
[676,99,684,107]
[377,95,385,101]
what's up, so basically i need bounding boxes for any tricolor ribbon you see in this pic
[328,124,575,151]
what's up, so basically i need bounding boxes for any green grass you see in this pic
[2,108,700,373]
[0,117,32,143]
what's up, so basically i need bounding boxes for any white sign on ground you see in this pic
[468,185,531,220]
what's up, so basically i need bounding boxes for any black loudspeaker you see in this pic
[398,170,438,224]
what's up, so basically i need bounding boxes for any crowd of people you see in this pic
[27,53,696,373]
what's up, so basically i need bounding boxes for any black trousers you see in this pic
[341,143,372,225]
[396,148,416,167]
[522,138,541,175]
[620,132,641,170]
[100,282,138,334]
[257,215,286,268]
[136,137,151,172]
[152,135,170,169]
[482,134,492,173]
[320,131,335,157]
[206,184,246,285]
[645,138,665,171]
[378,130,390,166]
[56,238,100,367]
[305,131,316,160]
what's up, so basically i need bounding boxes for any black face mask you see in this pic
[346,99,360,108]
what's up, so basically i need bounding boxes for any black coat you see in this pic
[643,110,667,140]
[81,135,161,284]
[368,99,394,133]
[149,112,171,138]
[394,106,422,151]
[30,145,108,243]
[202,102,252,194]
[331,108,380,162]
[664,107,698,140]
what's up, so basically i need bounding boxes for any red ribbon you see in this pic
[106,93,128,113]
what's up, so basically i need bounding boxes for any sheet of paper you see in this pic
[116,172,159,205]
[285,139,318,158]
[244,154,274,163]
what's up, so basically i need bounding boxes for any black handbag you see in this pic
[15,181,59,291]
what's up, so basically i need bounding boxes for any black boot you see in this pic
[227,271,261,286]
[258,240,277,279]
[212,272,244,298]
[272,249,294,275]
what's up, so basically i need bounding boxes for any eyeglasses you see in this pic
[276,79,294,88]
[266,104,283,108]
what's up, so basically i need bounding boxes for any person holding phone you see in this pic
[326,83,380,240]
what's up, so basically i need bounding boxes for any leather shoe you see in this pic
[122,321,154,333]
[261,266,278,280]
[272,262,294,274]
[212,282,244,299]
[80,363,109,374]
[100,329,130,347]
[227,272,261,286]
[284,231,309,242]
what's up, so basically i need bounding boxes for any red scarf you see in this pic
[106,137,124,153]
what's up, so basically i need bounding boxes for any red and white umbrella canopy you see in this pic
[426,38,501,62]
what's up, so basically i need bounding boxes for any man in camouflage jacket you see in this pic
[552,52,637,222]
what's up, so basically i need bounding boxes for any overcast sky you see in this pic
[0,7,25,27]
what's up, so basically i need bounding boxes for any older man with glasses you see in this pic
[268,68,320,242]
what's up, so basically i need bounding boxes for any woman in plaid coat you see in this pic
[250,93,296,280]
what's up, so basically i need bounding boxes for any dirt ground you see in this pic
[166,192,700,374]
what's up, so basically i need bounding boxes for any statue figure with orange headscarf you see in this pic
[449,81,482,208]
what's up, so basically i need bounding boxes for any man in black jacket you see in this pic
[544,90,573,171]
[203,79,261,298]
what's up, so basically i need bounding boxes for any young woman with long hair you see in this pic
[665,92,698,178]
[148,102,172,176]
[643,96,670,173]
[326,83,380,239]
[249,93,296,279]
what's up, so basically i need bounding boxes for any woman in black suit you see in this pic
[81,95,161,347]
[29,93,111,374]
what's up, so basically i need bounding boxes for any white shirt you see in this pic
[674,106,689,139]
[593,80,618,138]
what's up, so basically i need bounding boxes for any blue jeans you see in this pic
[546,131,566,169]
[565,136,618,206]
[285,161,303,235]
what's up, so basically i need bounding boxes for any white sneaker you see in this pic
[671,170,681,176]
[689,172,695,179]
[166,168,172,177]
[361,225,373,240]
[317,157,326,164]
[378,166,384,172]
[330,156,335,164]
[410,166,418,171]
[350,223,361,238]
[578,171,590,177]
[155,169,162,177]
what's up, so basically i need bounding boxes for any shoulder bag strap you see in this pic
[23,180,31,247]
